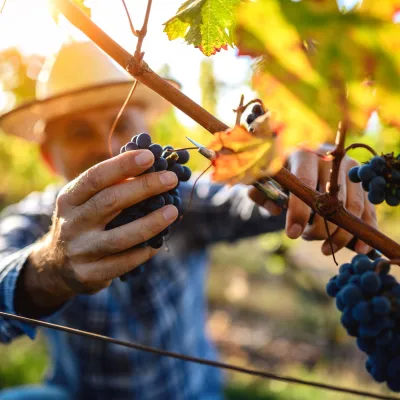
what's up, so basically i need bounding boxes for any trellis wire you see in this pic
[0,311,398,399]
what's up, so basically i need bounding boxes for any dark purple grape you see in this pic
[131,135,138,144]
[162,193,174,205]
[149,144,163,159]
[368,189,385,205]
[120,145,126,154]
[358,165,376,181]
[370,156,386,173]
[154,157,168,171]
[169,188,180,197]
[125,142,139,151]
[171,164,185,180]
[137,133,152,149]
[252,104,264,116]
[163,145,174,151]
[147,195,165,212]
[160,226,171,237]
[149,235,164,249]
[140,166,156,175]
[177,150,190,164]
[246,113,256,125]
[180,166,192,182]
[348,166,361,183]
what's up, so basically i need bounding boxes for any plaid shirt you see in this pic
[0,179,285,400]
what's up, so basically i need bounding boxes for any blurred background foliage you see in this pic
[0,0,400,399]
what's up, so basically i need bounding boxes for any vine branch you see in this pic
[345,143,378,157]
[53,0,400,260]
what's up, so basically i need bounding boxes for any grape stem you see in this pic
[345,143,378,157]
[232,96,264,126]
[328,121,347,198]
[54,0,400,260]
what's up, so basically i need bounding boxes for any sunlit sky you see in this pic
[0,0,257,127]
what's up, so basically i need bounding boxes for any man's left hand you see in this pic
[248,147,378,255]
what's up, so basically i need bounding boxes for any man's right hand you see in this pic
[16,149,178,316]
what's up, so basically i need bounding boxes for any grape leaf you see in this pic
[207,111,329,185]
[163,0,242,56]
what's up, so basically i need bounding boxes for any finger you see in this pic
[302,159,347,240]
[286,151,318,238]
[248,187,282,216]
[321,168,365,255]
[66,205,178,261]
[69,245,160,293]
[71,170,178,227]
[60,150,155,208]
[354,191,378,254]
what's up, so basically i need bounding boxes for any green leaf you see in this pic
[163,0,242,56]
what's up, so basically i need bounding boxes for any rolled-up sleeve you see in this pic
[0,244,38,342]
[0,190,56,343]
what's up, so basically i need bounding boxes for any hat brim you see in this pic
[0,79,178,142]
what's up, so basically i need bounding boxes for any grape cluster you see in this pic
[326,255,400,391]
[348,155,400,206]
[106,133,192,281]
[246,104,265,126]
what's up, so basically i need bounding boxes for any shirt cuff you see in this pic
[0,245,73,340]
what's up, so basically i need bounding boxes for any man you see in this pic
[0,41,376,400]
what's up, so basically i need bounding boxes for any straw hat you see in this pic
[0,41,178,142]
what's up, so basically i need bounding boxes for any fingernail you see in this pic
[163,205,178,221]
[159,171,177,186]
[287,223,303,239]
[135,150,153,166]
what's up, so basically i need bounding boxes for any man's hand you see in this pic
[249,147,378,256]
[17,149,178,316]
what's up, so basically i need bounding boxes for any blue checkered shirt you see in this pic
[0,179,285,399]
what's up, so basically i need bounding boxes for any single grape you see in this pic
[171,163,185,180]
[352,255,372,274]
[120,145,126,154]
[369,176,386,191]
[149,143,163,159]
[154,157,168,171]
[147,195,166,212]
[370,156,386,173]
[176,150,190,164]
[386,189,400,206]
[180,166,192,182]
[358,164,377,181]
[149,235,164,249]
[125,142,139,151]
[137,133,152,149]
[326,278,340,297]
[348,166,361,183]
[361,272,382,293]
[340,284,364,306]
[131,135,138,143]
[352,301,372,323]
[246,113,256,125]
[368,189,385,205]
[252,104,264,116]
[371,296,391,315]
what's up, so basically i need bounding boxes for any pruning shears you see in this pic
[186,136,382,261]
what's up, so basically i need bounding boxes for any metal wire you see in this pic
[0,311,398,399]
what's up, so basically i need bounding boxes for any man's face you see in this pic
[43,106,148,181]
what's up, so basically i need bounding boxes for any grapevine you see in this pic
[348,154,400,207]
[326,256,400,391]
